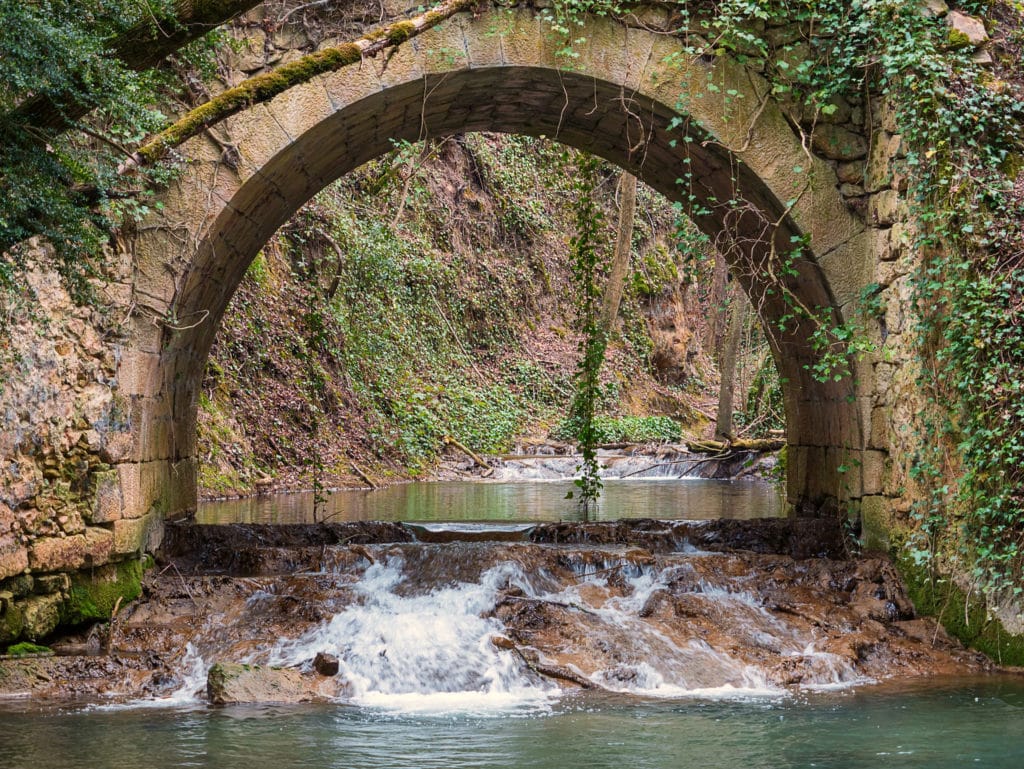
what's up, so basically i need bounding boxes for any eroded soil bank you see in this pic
[0,519,993,705]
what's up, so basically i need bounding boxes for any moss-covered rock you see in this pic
[0,599,24,643]
[5,641,52,657]
[22,594,62,641]
[893,544,1024,666]
[59,559,144,627]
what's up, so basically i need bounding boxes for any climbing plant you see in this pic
[2,0,1021,604]
[538,0,1024,599]
[564,154,608,512]
[0,0,228,319]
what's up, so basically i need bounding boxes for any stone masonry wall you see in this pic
[0,2,1001,646]
[0,244,160,642]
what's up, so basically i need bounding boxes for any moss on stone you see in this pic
[60,559,144,627]
[0,602,24,643]
[5,641,52,657]
[387,21,417,44]
[893,543,1024,666]
[947,27,972,49]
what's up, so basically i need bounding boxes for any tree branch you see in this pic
[124,0,478,170]
[5,1,263,135]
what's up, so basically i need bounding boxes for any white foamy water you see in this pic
[266,558,559,715]
[90,643,210,710]
[134,550,866,713]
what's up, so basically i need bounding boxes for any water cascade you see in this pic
[12,519,979,710]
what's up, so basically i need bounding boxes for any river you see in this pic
[2,477,1023,768]
[2,679,1023,768]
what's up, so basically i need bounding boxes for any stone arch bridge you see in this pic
[1,5,911,640]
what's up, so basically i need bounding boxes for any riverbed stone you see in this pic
[207,662,323,704]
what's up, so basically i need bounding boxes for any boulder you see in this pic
[312,652,339,677]
[206,662,326,705]
[947,11,988,48]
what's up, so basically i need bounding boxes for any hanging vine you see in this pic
[564,153,608,514]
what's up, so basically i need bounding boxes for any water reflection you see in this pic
[196,479,786,525]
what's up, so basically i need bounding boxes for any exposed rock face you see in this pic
[947,11,989,47]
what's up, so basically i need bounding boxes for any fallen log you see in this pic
[444,435,493,477]
[350,462,378,490]
[686,438,785,454]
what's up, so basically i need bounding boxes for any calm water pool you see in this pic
[196,478,785,524]
[2,679,1023,769]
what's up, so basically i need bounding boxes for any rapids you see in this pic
[0,519,988,709]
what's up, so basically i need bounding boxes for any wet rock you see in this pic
[530,518,849,560]
[2,530,997,703]
[160,521,413,575]
[313,652,339,676]
[206,661,321,705]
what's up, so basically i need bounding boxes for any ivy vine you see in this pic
[542,0,1024,600]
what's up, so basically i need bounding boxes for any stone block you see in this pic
[868,190,901,226]
[115,348,163,399]
[870,406,892,450]
[859,495,893,552]
[5,575,33,598]
[100,431,135,465]
[811,124,868,161]
[22,593,62,640]
[0,503,27,580]
[27,528,112,573]
[860,450,888,496]
[112,513,163,556]
[836,161,865,185]
[33,573,69,595]
[91,469,124,524]
[0,544,28,582]
[0,598,25,643]
[817,230,874,308]
[166,458,198,519]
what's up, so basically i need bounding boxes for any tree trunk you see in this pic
[715,283,746,441]
[705,251,730,354]
[599,172,637,332]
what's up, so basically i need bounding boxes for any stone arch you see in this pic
[115,7,875,528]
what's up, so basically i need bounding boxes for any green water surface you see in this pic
[2,679,1022,769]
